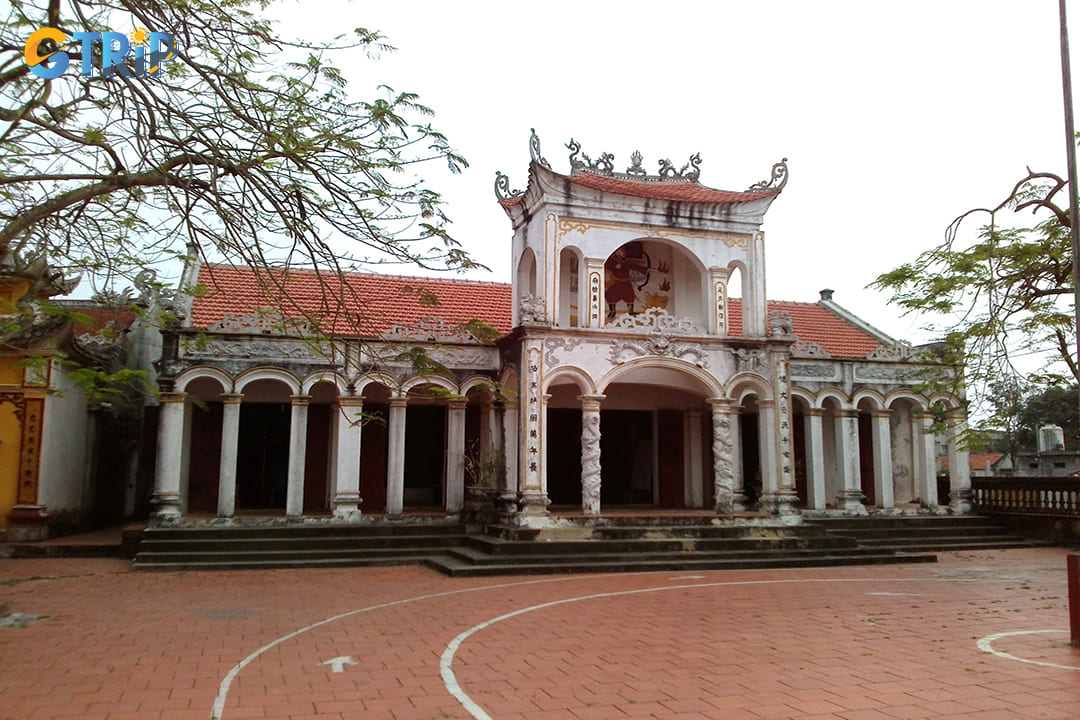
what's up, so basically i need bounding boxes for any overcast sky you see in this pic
[275,1,1073,345]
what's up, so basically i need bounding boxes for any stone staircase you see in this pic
[805,515,1054,553]
[130,522,469,571]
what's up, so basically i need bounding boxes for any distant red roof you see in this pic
[568,173,778,204]
[941,451,1005,472]
[727,299,882,358]
[190,264,512,337]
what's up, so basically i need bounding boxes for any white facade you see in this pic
[149,134,972,526]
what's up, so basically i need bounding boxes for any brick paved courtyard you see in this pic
[1,547,1078,719]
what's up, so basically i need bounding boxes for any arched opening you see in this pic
[739,394,762,506]
[603,239,704,325]
[404,385,448,509]
[184,376,226,514]
[857,398,877,506]
[558,247,581,328]
[357,381,391,512]
[724,264,745,337]
[303,381,338,515]
[821,396,842,507]
[517,248,537,298]
[236,379,292,513]
[464,383,500,490]
[546,380,583,507]
[792,396,809,506]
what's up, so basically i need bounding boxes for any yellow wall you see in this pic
[0,357,23,529]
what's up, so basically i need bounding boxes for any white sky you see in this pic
[278,1,1073,346]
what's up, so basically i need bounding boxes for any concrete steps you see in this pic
[131,523,468,571]
[807,516,1054,553]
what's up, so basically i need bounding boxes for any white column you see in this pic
[871,409,895,511]
[501,399,519,506]
[332,396,364,521]
[445,397,468,515]
[803,408,827,510]
[579,394,605,516]
[386,396,407,516]
[835,408,867,515]
[758,399,780,499]
[915,411,939,507]
[216,393,243,518]
[286,394,310,518]
[947,410,974,514]
[685,410,705,508]
[150,391,187,524]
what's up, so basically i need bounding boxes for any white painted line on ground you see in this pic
[440,577,972,720]
[320,656,357,673]
[976,630,1080,671]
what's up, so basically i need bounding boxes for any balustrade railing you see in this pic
[972,477,1080,516]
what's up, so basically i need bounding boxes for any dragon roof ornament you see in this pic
[566,137,702,183]
[747,158,789,192]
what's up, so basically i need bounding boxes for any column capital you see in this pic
[757,398,775,410]
[541,392,552,406]
[577,393,605,410]
[803,407,826,418]
[945,408,968,421]
[706,396,737,411]
[914,411,937,421]
[870,409,892,419]
[338,395,365,408]
[389,396,408,409]
[159,391,187,404]
[834,407,859,419]
[221,393,244,405]
[448,397,469,411]
[290,394,311,407]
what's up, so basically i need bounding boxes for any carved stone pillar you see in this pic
[708,398,740,514]
[286,395,310,519]
[834,408,867,515]
[685,410,705,508]
[386,396,407,516]
[519,340,550,516]
[332,396,364,521]
[870,409,895,511]
[947,409,974,514]
[445,397,468,515]
[915,411,939,508]
[578,394,605,516]
[216,393,243,518]
[803,408,827,510]
[151,391,188,524]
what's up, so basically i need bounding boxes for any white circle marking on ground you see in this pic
[976,629,1080,671]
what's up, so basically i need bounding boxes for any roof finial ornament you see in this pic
[748,158,789,192]
[566,139,614,176]
[658,153,702,182]
[494,171,524,202]
[626,150,646,176]
[529,128,550,169]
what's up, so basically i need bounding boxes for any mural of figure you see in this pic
[605,241,651,319]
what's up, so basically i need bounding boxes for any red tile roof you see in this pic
[568,172,778,204]
[190,266,885,357]
[940,451,1005,472]
[190,264,512,336]
[727,299,883,358]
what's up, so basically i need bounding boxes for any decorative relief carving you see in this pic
[607,307,703,335]
[866,343,914,361]
[712,409,735,513]
[555,217,750,249]
[425,347,496,369]
[658,153,701,182]
[768,310,794,337]
[732,348,764,373]
[567,139,703,183]
[205,310,313,336]
[187,338,314,359]
[567,139,615,175]
[544,337,585,368]
[580,407,602,515]
[790,362,838,378]
[791,339,831,358]
[854,364,928,383]
[381,317,476,343]
[608,332,709,368]
[0,392,26,422]
[519,294,548,325]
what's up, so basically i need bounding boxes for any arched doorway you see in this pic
[184,375,226,515]
[235,378,292,513]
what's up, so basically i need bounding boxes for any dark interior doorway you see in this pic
[404,405,445,507]
[237,403,290,510]
[360,403,388,511]
[600,410,654,505]
[546,408,582,505]
[740,413,761,505]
